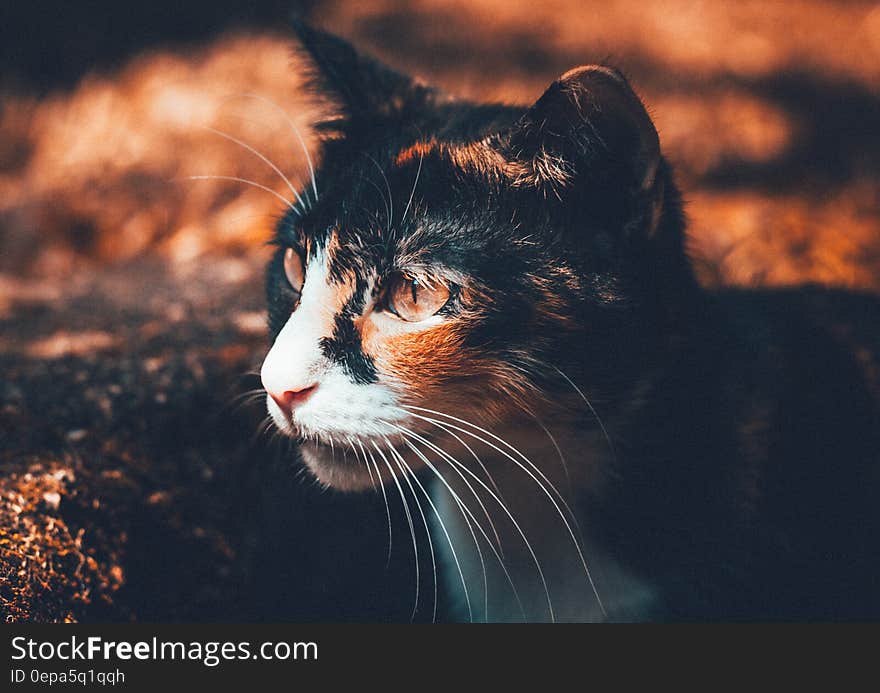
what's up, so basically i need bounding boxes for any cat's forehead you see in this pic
[296,223,469,289]
[282,139,509,275]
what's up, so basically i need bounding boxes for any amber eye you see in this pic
[386,273,451,322]
[283,247,305,293]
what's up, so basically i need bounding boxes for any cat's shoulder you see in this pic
[708,284,880,402]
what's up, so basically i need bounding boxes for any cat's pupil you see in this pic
[384,273,450,321]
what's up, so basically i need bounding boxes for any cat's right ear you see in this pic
[498,65,664,237]
[292,21,430,135]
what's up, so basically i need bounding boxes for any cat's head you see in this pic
[261,23,695,491]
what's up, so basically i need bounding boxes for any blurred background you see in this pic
[1,1,879,621]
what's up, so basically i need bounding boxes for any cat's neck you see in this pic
[426,419,657,622]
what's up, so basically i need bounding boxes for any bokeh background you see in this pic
[2,1,879,621]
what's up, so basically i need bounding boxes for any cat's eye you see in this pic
[283,247,305,293]
[385,273,451,322]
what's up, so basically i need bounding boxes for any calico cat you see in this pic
[260,22,880,621]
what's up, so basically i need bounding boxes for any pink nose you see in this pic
[269,384,318,413]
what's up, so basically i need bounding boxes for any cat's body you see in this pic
[597,287,880,620]
[439,287,880,621]
[260,23,880,621]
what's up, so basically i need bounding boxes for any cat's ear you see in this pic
[292,20,429,134]
[501,66,663,235]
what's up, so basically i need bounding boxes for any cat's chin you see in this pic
[299,440,378,492]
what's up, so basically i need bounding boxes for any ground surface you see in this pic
[1,0,879,621]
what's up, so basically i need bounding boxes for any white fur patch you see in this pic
[261,248,407,446]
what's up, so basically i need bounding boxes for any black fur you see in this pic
[265,23,880,620]
[320,298,379,385]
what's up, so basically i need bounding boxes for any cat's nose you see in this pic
[268,384,318,413]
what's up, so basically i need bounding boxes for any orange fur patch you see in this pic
[442,141,494,172]
[397,137,571,191]
[367,320,475,389]
[359,313,533,420]
[394,140,438,166]
[396,137,520,181]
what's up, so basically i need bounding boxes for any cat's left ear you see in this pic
[500,66,663,236]
[292,21,431,134]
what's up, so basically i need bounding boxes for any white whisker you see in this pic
[357,439,378,491]
[399,436,491,620]
[396,427,531,622]
[360,440,392,568]
[404,405,581,531]
[201,126,307,212]
[547,364,617,465]
[400,149,423,227]
[371,442,420,621]
[385,440,438,623]
[403,407,605,618]
[385,437,473,622]
[365,153,394,227]
[534,416,572,492]
[226,388,268,413]
[399,438,499,622]
[177,175,298,213]
[220,92,319,205]
[362,177,391,230]
[429,424,506,554]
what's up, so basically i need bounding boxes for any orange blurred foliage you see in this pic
[1,0,878,291]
